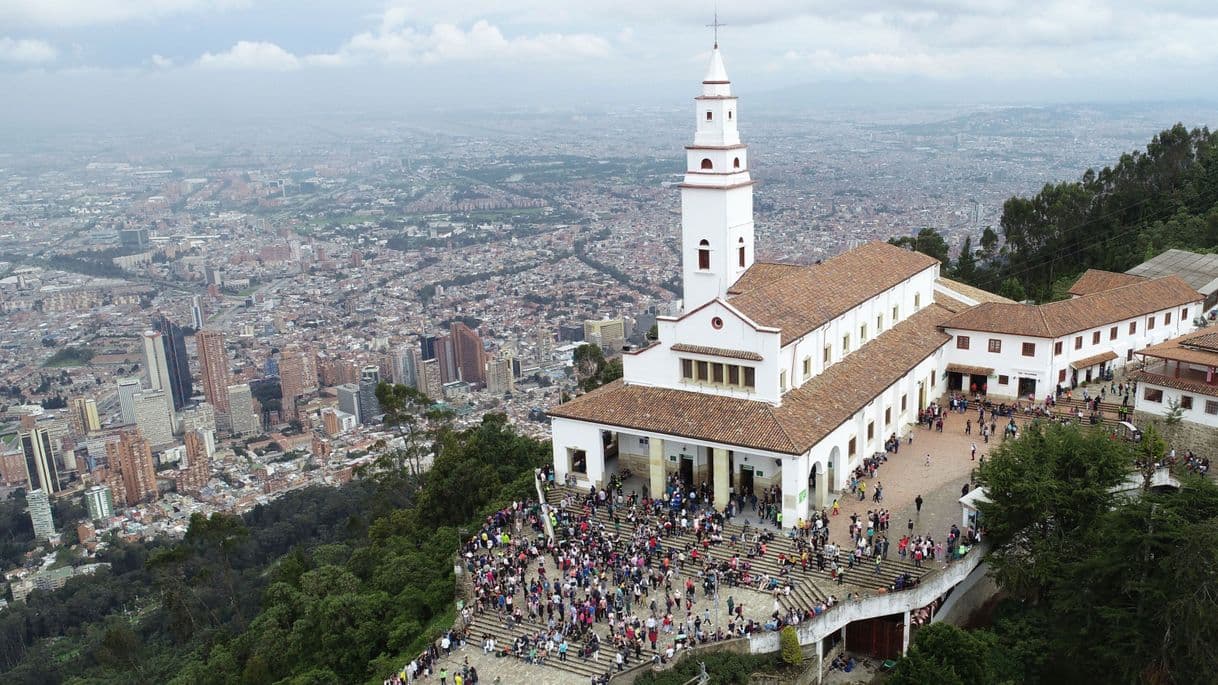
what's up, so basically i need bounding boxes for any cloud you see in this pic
[150,54,174,68]
[315,18,611,66]
[189,16,613,71]
[0,37,56,64]
[197,41,300,71]
[0,0,248,28]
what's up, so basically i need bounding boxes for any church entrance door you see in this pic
[739,465,755,496]
[679,456,694,488]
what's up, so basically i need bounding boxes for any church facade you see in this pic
[547,46,1200,528]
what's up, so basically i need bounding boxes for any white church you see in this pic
[548,45,1203,527]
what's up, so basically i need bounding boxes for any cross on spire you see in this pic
[706,9,726,49]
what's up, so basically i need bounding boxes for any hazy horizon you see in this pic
[3,1,1218,134]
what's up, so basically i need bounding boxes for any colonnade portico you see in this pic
[551,417,838,525]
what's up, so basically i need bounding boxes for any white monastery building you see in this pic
[547,46,1204,528]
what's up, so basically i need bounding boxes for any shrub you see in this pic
[780,626,802,666]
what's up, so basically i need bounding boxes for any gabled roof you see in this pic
[935,277,1015,305]
[941,276,1201,338]
[1067,269,1145,296]
[727,242,940,346]
[549,304,953,455]
[726,262,805,295]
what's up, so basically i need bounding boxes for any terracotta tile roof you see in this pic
[726,262,805,295]
[941,276,1201,338]
[1137,327,1218,366]
[669,343,764,361]
[935,277,1015,305]
[728,242,940,346]
[934,291,970,313]
[1067,269,1146,296]
[1129,369,1218,397]
[549,304,953,455]
[1069,350,1118,369]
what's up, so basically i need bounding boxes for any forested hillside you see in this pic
[895,123,1218,302]
[1,407,547,685]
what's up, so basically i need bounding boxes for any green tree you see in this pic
[952,236,977,283]
[975,422,1131,601]
[889,622,995,685]
[997,276,1026,302]
[888,227,950,265]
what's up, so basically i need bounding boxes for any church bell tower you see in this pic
[680,42,755,310]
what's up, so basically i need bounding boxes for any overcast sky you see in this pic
[3,0,1218,131]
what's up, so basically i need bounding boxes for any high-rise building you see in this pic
[358,366,381,424]
[71,397,101,434]
[179,403,216,434]
[487,356,515,396]
[190,295,205,330]
[116,377,142,425]
[196,330,230,428]
[536,326,554,363]
[279,346,317,419]
[392,346,419,388]
[84,485,115,521]
[133,390,174,447]
[141,331,174,400]
[26,488,55,541]
[152,315,193,411]
[417,358,443,400]
[177,430,211,495]
[106,430,159,506]
[20,428,60,494]
[226,383,260,437]
[420,335,438,362]
[321,407,342,436]
[584,318,627,354]
[436,334,458,384]
[450,322,488,387]
[336,383,362,425]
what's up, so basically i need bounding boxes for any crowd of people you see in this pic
[389,411,1005,684]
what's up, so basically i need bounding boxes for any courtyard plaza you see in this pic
[401,404,1012,685]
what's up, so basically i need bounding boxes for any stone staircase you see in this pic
[1051,395,1129,429]
[543,486,931,618]
[464,610,612,680]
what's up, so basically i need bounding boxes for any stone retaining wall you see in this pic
[1134,412,1218,457]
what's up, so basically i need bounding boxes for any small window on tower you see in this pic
[733,157,741,169]
[706,111,713,121]
[698,239,711,270]
[728,110,733,119]
[700,158,713,170]
[737,237,745,267]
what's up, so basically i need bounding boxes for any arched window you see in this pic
[698,239,711,270]
[737,237,746,267]
[733,157,741,169]
[700,158,713,170]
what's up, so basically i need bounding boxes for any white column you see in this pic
[816,638,824,685]
[713,447,729,511]
[649,437,665,500]
[902,608,912,656]
[781,454,806,528]
[815,460,828,509]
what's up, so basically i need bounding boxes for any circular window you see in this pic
[711,316,724,330]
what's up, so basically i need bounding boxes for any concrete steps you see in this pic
[466,611,611,680]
